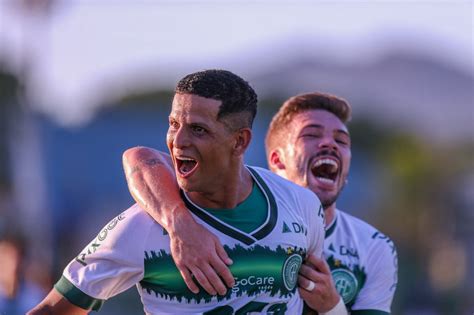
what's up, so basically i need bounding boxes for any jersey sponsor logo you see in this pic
[282,254,303,291]
[339,245,359,258]
[281,221,307,235]
[327,243,359,258]
[332,268,358,304]
[282,222,292,233]
[75,213,126,266]
[233,275,275,294]
[141,245,306,303]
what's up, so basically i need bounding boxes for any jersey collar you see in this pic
[181,166,278,245]
[325,209,339,239]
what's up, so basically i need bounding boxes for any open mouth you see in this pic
[175,156,198,177]
[311,158,339,185]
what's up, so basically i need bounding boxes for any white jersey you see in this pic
[324,210,398,314]
[55,167,325,314]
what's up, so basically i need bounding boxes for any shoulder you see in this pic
[248,166,318,201]
[338,210,397,258]
[249,166,322,224]
[103,204,156,235]
[76,204,157,260]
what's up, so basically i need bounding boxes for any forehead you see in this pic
[290,109,348,133]
[170,93,222,121]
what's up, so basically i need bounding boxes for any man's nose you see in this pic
[318,135,338,151]
[172,127,191,149]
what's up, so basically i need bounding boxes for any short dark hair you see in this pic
[175,69,258,129]
[266,92,352,156]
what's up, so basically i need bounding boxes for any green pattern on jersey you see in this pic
[326,255,367,310]
[141,244,305,303]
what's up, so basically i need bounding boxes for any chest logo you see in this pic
[332,268,358,304]
[282,254,303,291]
[282,221,307,235]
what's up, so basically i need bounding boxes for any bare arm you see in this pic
[122,146,234,295]
[27,289,89,315]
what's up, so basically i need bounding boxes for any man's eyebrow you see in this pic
[190,121,211,129]
[301,124,350,137]
[300,124,324,130]
[335,129,350,137]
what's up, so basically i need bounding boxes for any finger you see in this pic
[306,254,331,275]
[199,263,228,296]
[304,280,315,291]
[298,286,313,302]
[298,275,314,291]
[299,263,323,282]
[189,267,217,296]
[314,256,332,275]
[215,241,233,266]
[210,257,235,289]
[177,265,200,294]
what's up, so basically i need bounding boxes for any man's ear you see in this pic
[233,128,252,156]
[269,149,286,170]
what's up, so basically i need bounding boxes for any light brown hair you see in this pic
[265,92,352,158]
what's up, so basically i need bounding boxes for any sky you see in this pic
[0,0,472,124]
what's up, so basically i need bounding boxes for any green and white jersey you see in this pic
[324,210,398,315]
[55,166,325,314]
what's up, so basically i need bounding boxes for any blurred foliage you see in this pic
[349,119,473,314]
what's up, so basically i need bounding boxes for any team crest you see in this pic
[332,268,358,304]
[282,254,303,291]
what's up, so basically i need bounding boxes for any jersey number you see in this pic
[204,301,288,314]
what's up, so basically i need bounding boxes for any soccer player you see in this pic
[27,70,327,315]
[266,93,398,314]
[121,93,398,314]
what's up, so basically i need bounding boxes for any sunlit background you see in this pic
[0,1,472,314]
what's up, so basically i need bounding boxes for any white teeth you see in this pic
[315,158,338,168]
[177,157,195,161]
[316,177,335,184]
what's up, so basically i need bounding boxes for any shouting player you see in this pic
[27,70,329,314]
[121,93,398,314]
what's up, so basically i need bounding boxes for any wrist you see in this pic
[166,206,196,235]
[320,297,347,315]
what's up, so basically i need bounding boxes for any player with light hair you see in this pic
[266,93,398,314]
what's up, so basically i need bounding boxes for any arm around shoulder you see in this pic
[122,146,189,228]
[27,288,89,315]
[122,146,235,295]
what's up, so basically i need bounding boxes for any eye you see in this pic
[300,132,321,139]
[336,137,350,146]
[191,125,206,135]
[169,118,179,129]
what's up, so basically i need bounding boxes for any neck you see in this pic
[187,164,253,209]
[324,203,337,228]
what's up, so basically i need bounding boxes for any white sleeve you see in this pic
[351,234,398,313]
[54,206,153,311]
[304,191,325,259]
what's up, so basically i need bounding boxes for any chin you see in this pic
[177,179,192,192]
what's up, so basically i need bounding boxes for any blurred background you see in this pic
[0,0,472,314]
